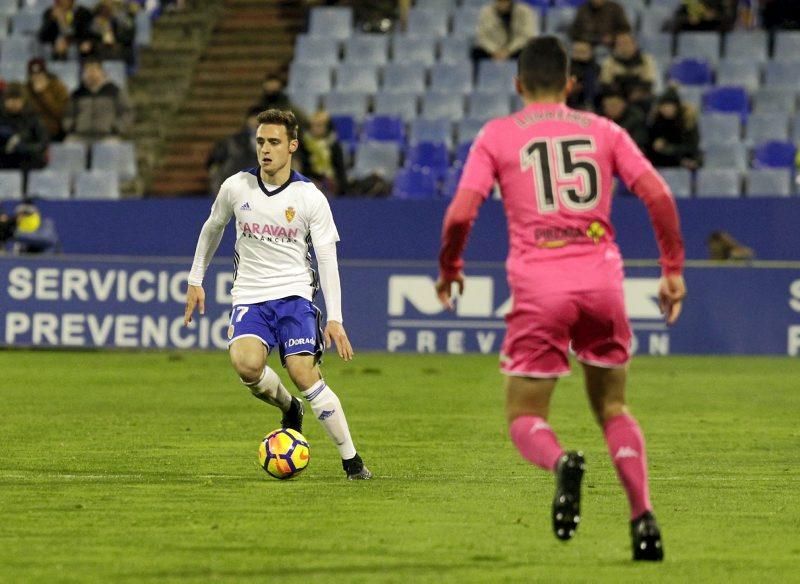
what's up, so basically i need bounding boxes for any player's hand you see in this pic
[435,272,465,311]
[658,274,686,326]
[324,321,353,361]
[183,284,205,326]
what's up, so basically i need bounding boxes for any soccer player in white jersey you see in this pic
[183,109,371,480]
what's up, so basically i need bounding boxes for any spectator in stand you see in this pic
[25,59,70,142]
[566,40,600,111]
[762,0,800,29]
[64,57,133,142]
[0,83,49,172]
[252,73,309,129]
[569,0,631,48]
[646,88,701,169]
[206,107,260,195]
[599,33,659,111]
[298,110,348,197]
[38,0,97,61]
[673,0,736,32]
[90,0,138,67]
[472,0,538,63]
[600,89,648,150]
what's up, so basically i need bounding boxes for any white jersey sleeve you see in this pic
[188,182,234,286]
[308,190,340,249]
[315,242,342,323]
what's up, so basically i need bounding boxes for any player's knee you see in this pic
[230,353,264,384]
[285,362,319,391]
[595,401,628,426]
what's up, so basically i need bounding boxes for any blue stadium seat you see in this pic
[702,86,749,121]
[764,61,800,90]
[289,62,331,87]
[391,35,437,66]
[308,6,353,40]
[450,7,481,37]
[287,64,332,95]
[773,31,800,61]
[352,141,401,179]
[91,141,137,181]
[746,168,792,197]
[290,93,321,117]
[323,91,369,121]
[456,117,486,144]
[335,63,379,93]
[27,169,71,200]
[421,91,464,121]
[438,36,471,64]
[657,167,692,198]
[406,8,449,37]
[699,113,740,148]
[744,113,789,146]
[0,169,23,200]
[343,35,389,65]
[362,115,405,144]
[406,141,450,178]
[752,87,796,114]
[703,142,748,171]
[381,63,427,94]
[695,169,741,197]
[74,170,120,199]
[668,58,713,86]
[391,167,439,199]
[725,30,768,63]
[373,91,419,122]
[11,10,40,35]
[639,33,673,64]
[440,166,462,198]
[753,140,797,169]
[293,36,341,65]
[454,141,472,167]
[639,5,673,35]
[48,141,87,176]
[47,61,79,92]
[467,92,511,119]
[429,62,472,93]
[476,60,516,93]
[330,115,357,149]
[715,60,761,93]
[676,32,721,64]
[677,85,706,111]
[409,117,453,146]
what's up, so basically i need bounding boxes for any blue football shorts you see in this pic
[227,296,324,365]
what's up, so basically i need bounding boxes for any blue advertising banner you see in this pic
[1,256,799,355]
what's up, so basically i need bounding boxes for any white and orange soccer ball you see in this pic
[258,428,310,479]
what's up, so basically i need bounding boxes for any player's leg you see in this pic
[505,376,563,471]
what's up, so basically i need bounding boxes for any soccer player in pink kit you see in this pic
[436,37,686,561]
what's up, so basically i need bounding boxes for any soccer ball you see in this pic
[258,428,310,479]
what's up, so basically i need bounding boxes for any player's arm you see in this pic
[184,186,233,325]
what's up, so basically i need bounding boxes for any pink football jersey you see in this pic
[458,102,655,266]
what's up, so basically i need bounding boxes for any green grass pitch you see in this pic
[1,351,799,583]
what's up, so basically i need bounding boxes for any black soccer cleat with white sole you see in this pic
[631,511,664,561]
[552,451,585,541]
[281,396,304,433]
[342,453,372,480]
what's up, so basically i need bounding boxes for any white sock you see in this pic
[301,379,357,460]
[244,366,292,412]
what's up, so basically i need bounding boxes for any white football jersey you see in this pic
[198,169,340,305]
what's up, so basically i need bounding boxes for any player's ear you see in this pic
[289,139,299,153]
[514,75,523,96]
[565,75,576,96]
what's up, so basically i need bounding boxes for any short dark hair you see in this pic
[256,109,298,141]
[517,36,569,94]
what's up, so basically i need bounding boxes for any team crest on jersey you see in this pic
[285,207,296,222]
[586,221,606,243]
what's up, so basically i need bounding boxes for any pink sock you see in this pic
[509,416,565,472]
[604,414,653,519]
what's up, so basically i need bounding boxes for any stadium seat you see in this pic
[330,115,357,150]
[467,92,511,119]
[752,87,796,114]
[289,93,321,117]
[421,91,464,121]
[0,169,23,200]
[47,61,79,92]
[456,117,486,144]
[429,62,472,93]
[668,58,713,86]
[725,30,768,63]
[91,141,137,181]
[639,33,673,64]
[391,35,437,66]
[343,35,389,65]
[409,117,453,146]
[695,168,741,197]
[334,63,379,93]
[415,0,456,12]
[293,36,341,65]
[715,60,761,93]
[677,85,706,111]
[373,91,419,122]
[752,140,797,169]
[764,61,800,90]
[103,61,127,89]
[450,7,481,37]
[676,31,721,64]
[744,113,789,146]
[773,31,800,61]
[454,141,472,167]
[362,115,405,144]
[657,167,692,198]
[406,8,449,37]
[134,10,152,46]
[323,91,369,121]
[289,62,332,87]
[0,36,34,62]
[476,60,516,93]
[0,59,26,82]
[381,63,427,94]
[406,141,450,178]
[74,170,120,199]
[440,166,462,197]
[702,86,749,121]
[391,167,439,199]
[746,169,792,197]
[351,141,401,179]
[438,36,471,64]
[544,7,576,35]
[639,5,673,35]
[10,10,40,35]
[48,141,88,175]
[702,142,748,171]
[308,6,353,40]
[0,17,8,41]
[287,65,331,95]
[698,113,740,148]
[26,169,71,200]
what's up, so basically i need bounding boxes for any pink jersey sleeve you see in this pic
[457,124,497,199]
[610,121,656,189]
